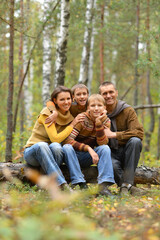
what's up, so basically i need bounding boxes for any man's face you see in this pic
[73,88,89,106]
[99,84,118,106]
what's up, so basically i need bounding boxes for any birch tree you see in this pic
[54,0,70,87]
[23,0,33,126]
[78,0,94,85]
[5,0,14,162]
[42,0,52,106]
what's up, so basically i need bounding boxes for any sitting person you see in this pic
[99,81,144,195]
[62,94,115,196]
[23,86,86,190]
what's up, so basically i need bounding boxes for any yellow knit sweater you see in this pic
[24,107,74,148]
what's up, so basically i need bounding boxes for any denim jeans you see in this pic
[63,144,86,184]
[63,144,115,185]
[111,137,142,186]
[23,142,66,186]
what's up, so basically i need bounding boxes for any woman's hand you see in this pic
[70,113,85,128]
[45,111,58,127]
[88,147,99,165]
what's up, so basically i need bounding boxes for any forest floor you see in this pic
[0,179,159,240]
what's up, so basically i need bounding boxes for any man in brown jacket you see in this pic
[99,81,144,196]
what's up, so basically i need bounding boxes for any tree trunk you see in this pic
[54,0,70,87]
[5,0,15,162]
[145,0,155,152]
[78,0,94,85]
[157,115,160,159]
[134,0,140,110]
[88,0,97,93]
[0,163,159,185]
[42,0,52,106]
[100,3,105,84]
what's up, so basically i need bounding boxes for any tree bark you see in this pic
[78,0,94,85]
[134,0,140,110]
[145,0,155,152]
[0,163,159,185]
[5,0,15,162]
[100,3,105,84]
[42,0,52,106]
[54,0,70,87]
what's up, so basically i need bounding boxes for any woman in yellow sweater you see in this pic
[24,86,86,190]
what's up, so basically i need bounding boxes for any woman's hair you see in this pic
[71,83,89,95]
[87,94,106,107]
[50,86,72,104]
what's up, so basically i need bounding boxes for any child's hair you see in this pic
[71,84,89,95]
[51,86,72,102]
[87,94,106,107]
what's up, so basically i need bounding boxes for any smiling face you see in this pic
[54,91,72,114]
[99,84,118,107]
[88,99,106,120]
[73,88,89,107]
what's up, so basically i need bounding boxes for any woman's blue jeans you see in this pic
[63,144,115,185]
[23,142,66,186]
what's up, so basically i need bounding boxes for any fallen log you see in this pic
[0,162,160,185]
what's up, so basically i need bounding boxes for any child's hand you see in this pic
[95,110,107,125]
[70,113,85,128]
[88,147,99,165]
[45,111,58,127]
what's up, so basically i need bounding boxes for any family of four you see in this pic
[23,82,144,196]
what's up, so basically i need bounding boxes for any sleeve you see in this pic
[116,108,144,143]
[63,122,90,151]
[95,122,109,145]
[38,114,73,143]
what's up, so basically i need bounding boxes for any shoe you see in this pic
[120,186,129,196]
[60,183,73,193]
[130,186,148,196]
[71,182,88,190]
[99,183,113,197]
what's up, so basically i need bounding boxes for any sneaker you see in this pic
[99,183,113,197]
[120,186,129,196]
[60,183,73,193]
[71,182,88,190]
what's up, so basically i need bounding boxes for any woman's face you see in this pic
[54,91,72,114]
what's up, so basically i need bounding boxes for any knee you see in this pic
[63,144,74,152]
[36,142,49,150]
[99,145,111,154]
[128,137,142,149]
[49,142,62,152]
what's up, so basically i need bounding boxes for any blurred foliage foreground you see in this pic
[0,170,160,240]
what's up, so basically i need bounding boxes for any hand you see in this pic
[104,127,117,139]
[95,110,107,125]
[70,113,85,128]
[45,111,58,127]
[88,147,99,165]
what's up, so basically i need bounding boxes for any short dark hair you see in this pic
[71,84,89,95]
[50,86,72,103]
[99,81,117,93]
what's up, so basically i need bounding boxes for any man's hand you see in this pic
[104,127,117,139]
[45,111,58,127]
[88,147,99,165]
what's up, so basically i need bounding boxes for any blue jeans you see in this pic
[63,144,86,184]
[23,142,66,186]
[111,137,142,186]
[63,144,115,185]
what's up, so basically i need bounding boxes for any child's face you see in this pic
[73,88,88,106]
[88,99,106,119]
